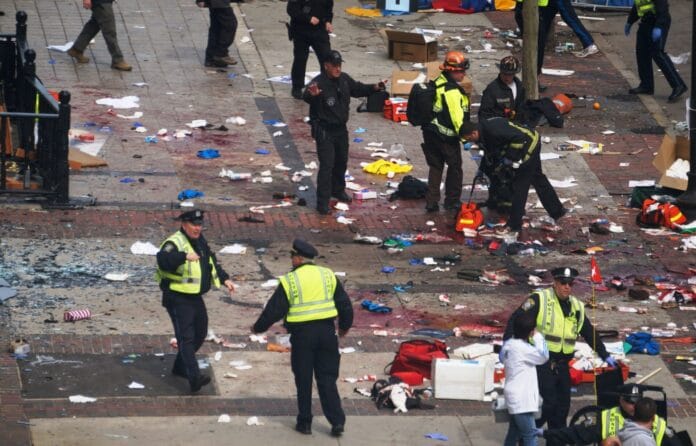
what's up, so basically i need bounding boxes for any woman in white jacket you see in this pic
[499,312,549,446]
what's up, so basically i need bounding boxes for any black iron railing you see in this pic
[0,11,70,205]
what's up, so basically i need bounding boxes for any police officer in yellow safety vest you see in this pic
[156,210,236,393]
[624,0,687,103]
[603,396,668,446]
[421,50,471,213]
[252,239,353,438]
[503,267,618,446]
[543,384,678,445]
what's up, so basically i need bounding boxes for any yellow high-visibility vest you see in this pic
[634,0,656,17]
[281,264,338,323]
[516,0,549,7]
[155,231,220,294]
[600,407,666,445]
[535,288,584,354]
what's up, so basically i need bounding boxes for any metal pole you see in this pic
[676,0,696,219]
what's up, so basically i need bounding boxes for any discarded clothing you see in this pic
[197,149,220,159]
[177,189,204,200]
[363,159,413,176]
[625,332,660,355]
[361,299,393,313]
[408,328,454,339]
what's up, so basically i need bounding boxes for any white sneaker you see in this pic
[573,44,599,58]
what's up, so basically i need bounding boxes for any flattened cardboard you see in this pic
[385,30,438,63]
[652,135,690,191]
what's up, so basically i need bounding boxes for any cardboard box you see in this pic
[432,358,494,400]
[652,135,691,191]
[391,61,473,97]
[385,30,438,63]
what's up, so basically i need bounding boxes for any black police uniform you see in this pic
[287,0,333,94]
[157,211,231,391]
[477,117,564,230]
[201,0,238,66]
[303,61,376,213]
[504,271,609,445]
[627,0,686,99]
[252,240,353,433]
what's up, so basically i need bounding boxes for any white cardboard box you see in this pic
[432,358,494,401]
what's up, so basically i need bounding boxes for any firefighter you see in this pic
[251,239,354,437]
[624,0,687,103]
[503,267,618,446]
[421,50,471,213]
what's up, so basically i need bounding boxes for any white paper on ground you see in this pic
[127,381,145,389]
[69,395,97,403]
[71,138,106,157]
[96,96,140,109]
[542,68,574,76]
[548,177,578,188]
[339,347,356,354]
[218,414,231,423]
[104,273,129,281]
[130,241,159,255]
[628,180,655,187]
[47,41,75,52]
[214,351,222,361]
[186,119,207,128]
[219,244,247,254]
[116,111,143,119]
[247,416,264,426]
[540,152,562,161]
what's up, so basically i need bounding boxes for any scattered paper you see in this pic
[116,111,143,119]
[127,381,145,389]
[247,416,264,426]
[104,273,129,281]
[628,180,655,187]
[548,177,578,188]
[219,244,247,254]
[214,351,222,361]
[541,68,574,76]
[130,241,159,255]
[69,395,97,403]
[47,41,75,52]
[186,119,207,128]
[540,153,562,161]
[218,414,231,423]
[96,96,140,109]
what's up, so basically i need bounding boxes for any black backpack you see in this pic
[389,175,428,201]
[406,81,436,126]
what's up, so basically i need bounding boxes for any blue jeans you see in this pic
[504,412,537,446]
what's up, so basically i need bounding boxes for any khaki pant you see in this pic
[73,2,123,62]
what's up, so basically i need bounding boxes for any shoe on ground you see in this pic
[205,58,228,68]
[219,55,238,65]
[295,423,312,435]
[291,88,303,99]
[573,44,599,58]
[628,85,653,95]
[67,48,89,63]
[425,203,439,213]
[333,191,353,203]
[668,84,688,103]
[111,60,132,71]
[190,374,211,393]
[331,425,344,437]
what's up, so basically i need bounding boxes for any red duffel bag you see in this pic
[387,339,449,380]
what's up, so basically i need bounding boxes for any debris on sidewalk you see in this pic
[218,414,231,423]
[96,96,140,109]
[219,244,247,254]
[69,395,97,403]
[9,338,30,355]
[64,309,91,322]
[0,278,18,303]
[104,273,129,281]
[127,381,145,389]
[361,299,393,313]
[246,416,264,426]
[130,241,159,255]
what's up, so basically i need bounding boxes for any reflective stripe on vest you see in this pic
[516,0,549,7]
[506,121,539,165]
[601,408,666,445]
[155,231,220,294]
[535,288,585,354]
[634,0,656,17]
[281,264,338,323]
[431,74,470,138]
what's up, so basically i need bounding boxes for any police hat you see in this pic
[551,267,579,282]
[291,239,318,259]
[177,209,205,224]
[616,384,642,403]
[326,50,343,65]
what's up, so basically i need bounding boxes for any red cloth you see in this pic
[590,256,603,284]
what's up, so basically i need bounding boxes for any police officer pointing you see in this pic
[252,239,353,437]
[156,210,236,393]
[504,267,618,445]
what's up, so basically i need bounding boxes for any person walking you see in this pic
[67,0,132,71]
[624,0,687,103]
[196,0,238,68]
[156,210,236,393]
[421,50,471,213]
[503,267,618,446]
[287,0,333,99]
[251,239,353,437]
[459,117,565,235]
[303,50,385,215]
[500,312,549,446]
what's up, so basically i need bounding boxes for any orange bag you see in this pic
[456,202,484,231]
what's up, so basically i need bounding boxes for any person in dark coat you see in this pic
[252,239,353,437]
[624,0,687,102]
[303,50,385,214]
[156,210,236,393]
[196,0,238,68]
[287,0,334,99]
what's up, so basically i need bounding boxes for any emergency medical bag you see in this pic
[455,174,485,232]
[635,198,686,230]
[387,339,448,380]
[406,81,436,126]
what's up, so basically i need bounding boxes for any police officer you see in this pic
[251,239,353,437]
[156,210,236,393]
[624,0,687,103]
[287,0,333,99]
[303,50,386,215]
[503,267,618,445]
[421,50,471,213]
[460,118,565,235]
[197,0,238,68]
[544,384,676,445]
